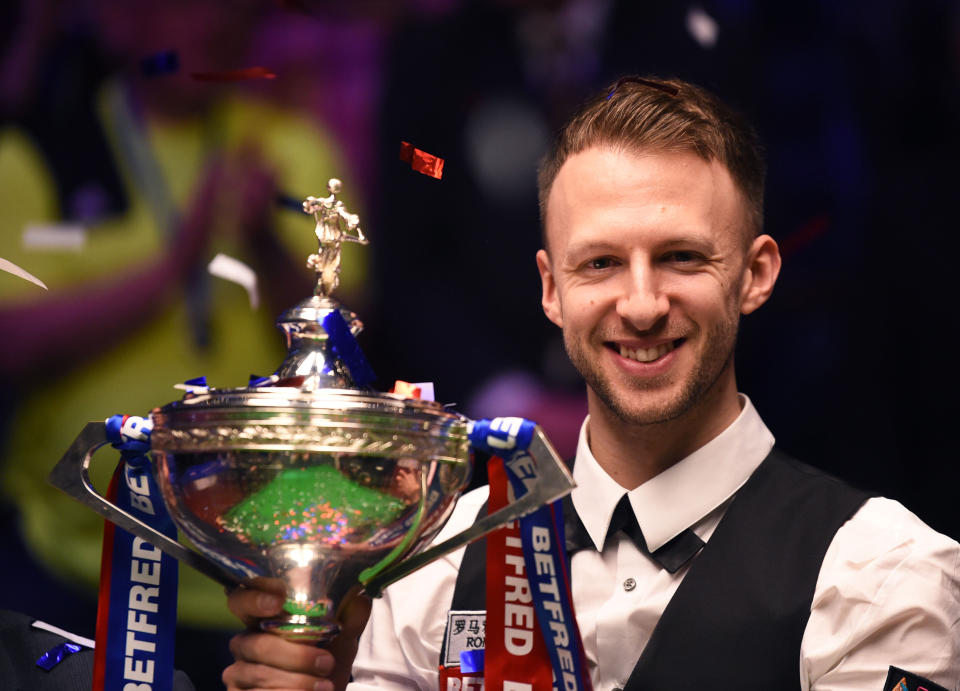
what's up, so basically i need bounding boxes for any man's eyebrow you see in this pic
[562,240,622,259]
[564,235,717,256]
[658,235,718,251]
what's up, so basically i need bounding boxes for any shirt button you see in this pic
[622,577,636,591]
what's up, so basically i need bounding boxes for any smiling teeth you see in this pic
[619,342,675,363]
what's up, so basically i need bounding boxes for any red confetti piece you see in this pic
[412,149,444,179]
[779,214,830,258]
[399,141,444,179]
[390,380,422,399]
[189,66,276,82]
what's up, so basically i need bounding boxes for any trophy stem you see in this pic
[260,615,339,643]
[258,544,344,643]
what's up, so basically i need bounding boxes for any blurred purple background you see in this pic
[2,0,958,687]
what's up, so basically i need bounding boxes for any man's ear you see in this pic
[740,234,781,315]
[536,249,564,327]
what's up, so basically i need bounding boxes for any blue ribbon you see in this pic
[322,310,375,386]
[469,418,591,691]
[101,415,179,691]
[467,417,536,457]
[36,642,83,671]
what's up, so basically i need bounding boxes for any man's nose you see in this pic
[615,266,669,330]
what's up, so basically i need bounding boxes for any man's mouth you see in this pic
[616,339,682,363]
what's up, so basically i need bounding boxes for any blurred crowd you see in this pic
[1,0,958,687]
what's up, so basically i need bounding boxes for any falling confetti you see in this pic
[0,257,48,290]
[190,67,276,82]
[780,215,831,258]
[140,50,180,77]
[399,141,445,179]
[686,6,719,49]
[390,380,422,399]
[208,252,260,309]
[276,193,306,212]
[173,375,210,393]
[22,223,87,251]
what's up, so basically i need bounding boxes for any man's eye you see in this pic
[587,257,614,270]
[664,251,699,264]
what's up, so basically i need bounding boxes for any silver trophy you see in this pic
[50,179,574,642]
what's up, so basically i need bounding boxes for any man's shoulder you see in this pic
[814,495,960,632]
[765,451,959,561]
[836,496,960,563]
[804,498,960,686]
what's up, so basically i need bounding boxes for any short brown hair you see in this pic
[537,76,766,245]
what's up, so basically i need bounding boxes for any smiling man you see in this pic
[536,142,778,489]
[223,77,960,691]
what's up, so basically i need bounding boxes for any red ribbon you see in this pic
[92,467,122,691]
[485,457,554,690]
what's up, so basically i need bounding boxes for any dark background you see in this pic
[1,0,958,688]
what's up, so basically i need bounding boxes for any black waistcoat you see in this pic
[448,449,871,690]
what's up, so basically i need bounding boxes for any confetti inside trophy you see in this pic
[50,178,575,642]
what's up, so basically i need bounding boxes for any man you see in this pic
[223,77,960,690]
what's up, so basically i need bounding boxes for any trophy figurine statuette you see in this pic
[50,179,575,642]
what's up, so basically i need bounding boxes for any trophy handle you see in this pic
[362,425,575,597]
[48,421,243,588]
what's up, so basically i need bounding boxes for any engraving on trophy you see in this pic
[303,178,367,297]
[152,425,454,459]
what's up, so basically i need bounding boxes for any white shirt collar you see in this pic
[570,394,775,552]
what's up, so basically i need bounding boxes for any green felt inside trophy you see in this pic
[222,465,407,546]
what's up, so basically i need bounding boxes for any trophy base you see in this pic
[261,615,340,644]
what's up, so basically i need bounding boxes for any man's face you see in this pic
[537,146,767,426]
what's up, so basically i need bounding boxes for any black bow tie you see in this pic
[563,494,705,574]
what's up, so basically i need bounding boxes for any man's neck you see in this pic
[585,377,743,490]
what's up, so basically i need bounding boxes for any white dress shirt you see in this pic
[349,397,960,690]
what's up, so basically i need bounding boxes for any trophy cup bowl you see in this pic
[150,386,470,641]
[49,179,574,644]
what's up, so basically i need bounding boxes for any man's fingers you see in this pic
[230,632,334,674]
[222,660,333,691]
[227,587,286,628]
[225,585,368,691]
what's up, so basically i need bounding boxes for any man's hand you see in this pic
[222,583,372,691]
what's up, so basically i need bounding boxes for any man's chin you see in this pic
[589,385,690,426]
[610,403,689,427]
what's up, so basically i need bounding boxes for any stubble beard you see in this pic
[564,316,740,427]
